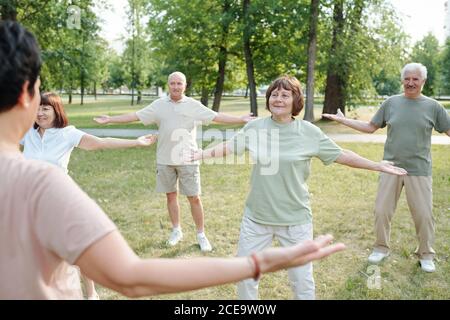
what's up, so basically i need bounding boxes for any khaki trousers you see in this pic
[373,173,435,260]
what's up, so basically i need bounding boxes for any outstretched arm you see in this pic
[213,113,256,124]
[184,141,232,162]
[446,128,450,137]
[78,134,157,151]
[75,231,345,297]
[322,109,379,133]
[93,112,139,125]
[334,149,407,175]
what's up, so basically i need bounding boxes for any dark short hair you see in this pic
[266,76,304,117]
[0,21,42,113]
[34,92,68,129]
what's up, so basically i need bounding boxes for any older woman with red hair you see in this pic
[188,75,407,300]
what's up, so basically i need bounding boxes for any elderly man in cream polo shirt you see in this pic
[94,72,254,251]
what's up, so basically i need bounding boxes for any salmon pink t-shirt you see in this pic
[0,152,117,299]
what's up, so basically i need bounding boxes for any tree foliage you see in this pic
[410,33,440,96]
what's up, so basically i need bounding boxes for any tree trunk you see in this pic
[304,0,319,122]
[0,1,17,20]
[130,2,136,106]
[137,90,142,104]
[201,87,209,107]
[322,0,345,117]
[323,73,345,115]
[212,46,227,112]
[243,0,258,116]
[80,32,86,106]
[212,0,231,112]
[94,81,97,101]
[68,80,73,105]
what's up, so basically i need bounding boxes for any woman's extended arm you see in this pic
[78,134,157,151]
[334,149,407,175]
[75,231,345,297]
[93,112,140,124]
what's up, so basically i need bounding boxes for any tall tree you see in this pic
[0,0,17,20]
[123,0,154,105]
[304,0,320,122]
[410,33,440,96]
[322,0,345,116]
[440,38,450,95]
[321,0,406,115]
[242,0,258,116]
[212,0,234,111]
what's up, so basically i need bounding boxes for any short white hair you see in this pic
[168,71,186,83]
[401,63,427,80]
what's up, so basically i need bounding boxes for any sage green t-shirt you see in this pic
[227,117,342,226]
[371,94,450,176]
[136,95,217,165]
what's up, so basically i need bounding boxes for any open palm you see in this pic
[93,115,110,124]
[322,109,345,121]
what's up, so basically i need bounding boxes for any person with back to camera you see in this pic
[0,20,346,300]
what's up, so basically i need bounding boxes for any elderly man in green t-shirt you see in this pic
[323,62,450,273]
[94,72,254,252]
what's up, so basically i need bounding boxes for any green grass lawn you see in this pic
[69,142,450,300]
[63,95,450,136]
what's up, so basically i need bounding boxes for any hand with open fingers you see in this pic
[379,160,407,176]
[93,115,111,124]
[241,113,257,123]
[322,109,345,121]
[137,134,157,146]
[256,234,345,274]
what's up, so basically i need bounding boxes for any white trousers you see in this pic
[236,216,315,300]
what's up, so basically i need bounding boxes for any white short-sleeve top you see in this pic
[20,126,86,174]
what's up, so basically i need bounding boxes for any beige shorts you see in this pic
[155,164,201,196]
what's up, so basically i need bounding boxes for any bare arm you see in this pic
[75,231,345,298]
[334,149,407,175]
[447,129,450,137]
[213,113,255,124]
[322,110,379,133]
[183,141,232,162]
[93,112,139,125]
[197,142,232,160]
[78,134,157,151]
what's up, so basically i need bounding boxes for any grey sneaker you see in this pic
[197,234,212,252]
[167,229,183,246]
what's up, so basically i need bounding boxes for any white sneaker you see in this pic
[368,251,389,264]
[419,259,435,273]
[167,229,183,246]
[197,234,212,252]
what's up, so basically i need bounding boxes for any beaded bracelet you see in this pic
[250,253,261,281]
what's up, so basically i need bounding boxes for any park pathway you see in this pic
[80,128,450,145]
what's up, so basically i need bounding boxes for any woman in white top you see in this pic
[21,92,157,299]
[22,92,156,174]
